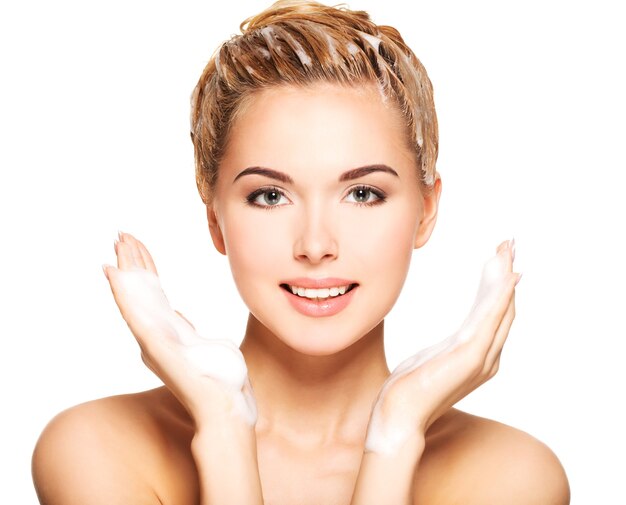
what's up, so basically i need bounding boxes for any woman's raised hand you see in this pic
[365,239,520,455]
[102,232,257,426]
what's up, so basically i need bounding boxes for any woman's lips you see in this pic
[280,277,357,289]
[280,281,358,317]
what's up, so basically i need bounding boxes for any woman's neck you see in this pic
[240,314,390,448]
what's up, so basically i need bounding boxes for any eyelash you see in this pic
[346,185,387,207]
[244,185,387,209]
[245,186,288,211]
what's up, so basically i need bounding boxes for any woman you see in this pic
[32,1,570,503]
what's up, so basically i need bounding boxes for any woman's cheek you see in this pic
[362,204,419,301]
[351,204,416,265]
[226,213,288,293]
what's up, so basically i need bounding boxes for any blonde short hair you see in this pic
[191,0,438,204]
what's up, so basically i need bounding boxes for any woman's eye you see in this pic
[246,188,289,208]
[345,186,386,205]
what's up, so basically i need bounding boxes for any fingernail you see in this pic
[102,264,111,280]
[511,237,516,261]
[114,239,119,253]
[118,230,124,241]
[514,272,523,286]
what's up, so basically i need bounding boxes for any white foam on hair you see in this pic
[281,29,312,67]
[189,85,199,133]
[415,118,424,148]
[260,26,279,54]
[214,50,222,76]
[346,42,359,56]
[295,47,312,66]
[262,24,312,68]
[422,170,435,186]
[322,29,341,64]
[356,30,382,52]
[260,25,275,38]
[229,42,243,59]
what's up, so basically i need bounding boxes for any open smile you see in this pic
[280,283,358,300]
[279,279,359,317]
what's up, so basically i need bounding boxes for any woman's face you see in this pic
[209,82,441,356]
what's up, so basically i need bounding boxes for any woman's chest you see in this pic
[156,431,365,505]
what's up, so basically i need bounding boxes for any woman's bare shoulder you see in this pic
[32,387,196,505]
[415,408,570,505]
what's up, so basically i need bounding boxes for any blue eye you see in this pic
[345,186,386,206]
[246,187,289,208]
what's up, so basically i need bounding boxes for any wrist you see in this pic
[192,420,263,505]
[192,410,257,449]
[188,378,258,429]
[365,391,426,456]
[351,431,425,505]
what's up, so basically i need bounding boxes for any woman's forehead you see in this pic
[222,83,412,168]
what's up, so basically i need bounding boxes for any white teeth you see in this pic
[288,284,353,299]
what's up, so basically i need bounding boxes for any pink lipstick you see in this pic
[280,278,358,317]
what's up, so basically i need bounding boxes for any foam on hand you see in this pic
[365,243,516,455]
[109,266,257,426]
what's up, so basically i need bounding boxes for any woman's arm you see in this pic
[351,240,520,505]
[103,232,264,504]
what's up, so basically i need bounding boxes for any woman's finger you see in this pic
[175,310,196,330]
[115,239,135,270]
[120,231,159,275]
[118,232,147,270]
[466,244,516,359]
[135,237,159,275]
[484,286,517,369]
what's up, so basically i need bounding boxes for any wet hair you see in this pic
[191,0,438,204]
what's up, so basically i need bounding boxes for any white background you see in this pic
[1,1,624,502]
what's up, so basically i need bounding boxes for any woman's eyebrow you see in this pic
[233,167,294,184]
[339,164,399,181]
[233,164,398,184]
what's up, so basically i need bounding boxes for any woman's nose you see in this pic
[293,207,338,264]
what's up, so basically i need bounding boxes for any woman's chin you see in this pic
[281,337,356,357]
[268,318,385,358]
[243,298,389,357]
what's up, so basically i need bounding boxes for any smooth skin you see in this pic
[32,83,570,505]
